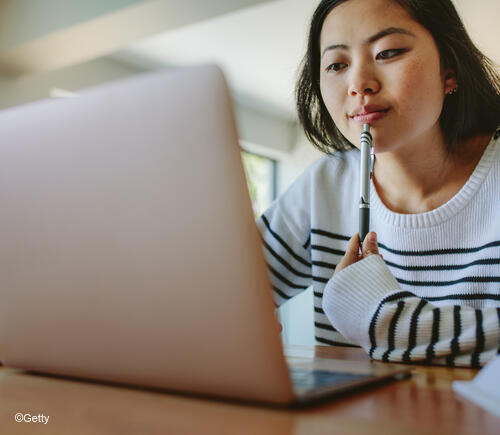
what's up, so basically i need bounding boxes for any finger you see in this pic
[362,231,379,257]
[335,233,360,274]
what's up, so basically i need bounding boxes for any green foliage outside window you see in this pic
[241,151,275,218]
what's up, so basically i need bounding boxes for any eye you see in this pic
[325,62,348,73]
[376,49,405,60]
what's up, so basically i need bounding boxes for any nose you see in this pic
[348,64,380,97]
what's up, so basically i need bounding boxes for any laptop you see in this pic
[0,65,410,405]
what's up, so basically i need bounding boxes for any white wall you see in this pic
[0,0,274,75]
[0,55,298,163]
[0,57,145,110]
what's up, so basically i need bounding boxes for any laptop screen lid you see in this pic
[0,65,295,404]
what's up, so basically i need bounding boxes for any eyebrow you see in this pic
[321,27,416,57]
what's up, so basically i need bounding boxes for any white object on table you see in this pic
[453,355,500,418]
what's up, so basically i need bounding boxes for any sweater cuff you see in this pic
[322,254,401,347]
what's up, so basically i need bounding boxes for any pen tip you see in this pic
[363,124,370,133]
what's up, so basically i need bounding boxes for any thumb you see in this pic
[362,231,379,257]
[335,233,361,274]
[344,232,361,263]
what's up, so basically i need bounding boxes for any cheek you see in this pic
[397,59,444,118]
[319,80,345,121]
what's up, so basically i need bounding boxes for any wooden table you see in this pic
[0,345,497,434]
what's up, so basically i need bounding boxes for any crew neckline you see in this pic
[371,130,499,228]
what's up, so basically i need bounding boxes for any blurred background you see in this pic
[0,0,497,345]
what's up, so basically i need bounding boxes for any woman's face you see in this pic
[319,0,456,154]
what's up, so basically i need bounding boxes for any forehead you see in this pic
[320,0,418,48]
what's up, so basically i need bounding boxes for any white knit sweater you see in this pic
[257,128,500,367]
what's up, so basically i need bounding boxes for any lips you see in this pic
[350,105,389,124]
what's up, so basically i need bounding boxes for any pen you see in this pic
[359,124,373,245]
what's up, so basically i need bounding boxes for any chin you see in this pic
[365,131,393,154]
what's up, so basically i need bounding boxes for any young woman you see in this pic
[258,0,500,367]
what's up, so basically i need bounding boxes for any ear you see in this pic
[443,70,457,95]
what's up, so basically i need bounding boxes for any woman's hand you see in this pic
[334,231,381,275]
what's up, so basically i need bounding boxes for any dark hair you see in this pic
[296,0,500,154]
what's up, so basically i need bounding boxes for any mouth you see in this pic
[350,108,389,124]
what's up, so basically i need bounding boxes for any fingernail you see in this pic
[369,232,377,243]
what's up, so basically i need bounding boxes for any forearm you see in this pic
[323,255,500,367]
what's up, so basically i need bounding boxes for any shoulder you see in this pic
[292,148,360,190]
[258,149,359,240]
[271,147,361,203]
[272,149,359,210]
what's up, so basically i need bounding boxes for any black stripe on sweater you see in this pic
[262,238,312,279]
[268,265,309,290]
[365,292,497,363]
[425,308,441,362]
[312,276,329,284]
[446,306,462,367]
[385,258,500,271]
[315,321,337,332]
[272,286,292,301]
[260,215,311,267]
[402,299,428,363]
[378,240,500,256]
[311,229,350,241]
[314,306,325,315]
[369,291,414,358]
[396,276,500,287]
[308,228,499,256]
[312,260,336,270]
[303,234,311,250]
[310,245,345,256]
[471,310,485,368]
[424,293,500,302]
[315,336,361,348]
[382,301,406,362]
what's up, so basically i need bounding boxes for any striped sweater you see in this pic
[257,129,500,367]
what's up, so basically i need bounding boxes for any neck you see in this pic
[372,132,490,214]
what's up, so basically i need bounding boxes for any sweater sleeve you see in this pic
[256,210,313,307]
[255,158,319,307]
[322,255,500,367]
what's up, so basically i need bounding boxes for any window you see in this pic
[241,151,277,218]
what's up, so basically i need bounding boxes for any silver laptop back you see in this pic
[0,65,294,404]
